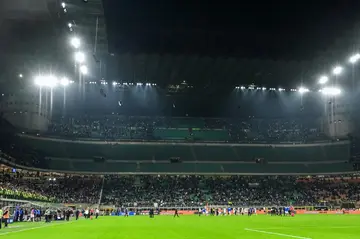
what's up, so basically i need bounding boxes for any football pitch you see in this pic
[0,215,359,239]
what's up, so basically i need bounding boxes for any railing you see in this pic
[18,133,346,147]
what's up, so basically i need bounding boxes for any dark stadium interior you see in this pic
[1,1,360,237]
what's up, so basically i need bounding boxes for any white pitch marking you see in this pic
[244,228,312,239]
[0,221,74,236]
[250,226,357,230]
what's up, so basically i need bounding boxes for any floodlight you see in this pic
[70,37,80,49]
[321,87,341,96]
[332,66,343,75]
[61,2,66,8]
[34,75,45,86]
[60,77,70,86]
[298,87,309,94]
[349,53,360,64]
[80,65,88,75]
[319,75,328,84]
[46,75,58,88]
[68,23,72,28]
[74,52,85,63]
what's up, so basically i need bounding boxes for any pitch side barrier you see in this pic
[105,209,360,216]
[18,133,339,145]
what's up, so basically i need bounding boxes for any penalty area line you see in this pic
[244,228,312,239]
[0,221,75,236]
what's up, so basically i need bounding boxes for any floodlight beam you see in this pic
[332,66,343,75]
[70,37,81,49]
[74,51,85,63]
[80,65,88,75]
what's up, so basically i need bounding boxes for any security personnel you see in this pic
[3,208,9,228]
[45,208,51,223]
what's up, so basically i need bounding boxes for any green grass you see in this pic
[1,215,360,238]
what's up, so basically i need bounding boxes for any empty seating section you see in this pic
[192,130,229,141]
[44,161,354,174]
[221,163,353,174]
[19,137,349,163]
[193,146,236,161]
[153,129,189,140]
[48,159,70,171]
[168,118,205,128]
[17,136,350,173]
[139,163,223,173]
[233,144,349,162]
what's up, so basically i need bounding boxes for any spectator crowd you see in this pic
[1,170,359,208]
[0,171,101,203]
[45,115,328,143]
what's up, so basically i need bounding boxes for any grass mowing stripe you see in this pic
[0,221,74,236]
[244,228,312,239]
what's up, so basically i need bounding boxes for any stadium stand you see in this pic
[3,134,349,174]
[1,166,360,208]
[45,116,328,143]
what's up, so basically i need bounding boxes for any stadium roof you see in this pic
[103,0,360,60]
[107,54,318,88]
[65,0,108,58]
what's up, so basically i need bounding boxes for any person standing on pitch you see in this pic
[75,209,80,220]
[174,209,179,218]
[95,208,99,219]
[149,208,154,218]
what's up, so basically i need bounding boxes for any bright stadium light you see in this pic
[332,66,343,75]
[70,37,80,49]
[349,53,360,64]
[35,75,58,88]
[46,75,58,88]
[319,75,328,84]
[74,51,85,63]
[34,75,45,86]
[80,65,88,75]
[60,77,70,86]
[298,87,309,93]
[321,87,341,96]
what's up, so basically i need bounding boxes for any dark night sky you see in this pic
[103,0,360,60]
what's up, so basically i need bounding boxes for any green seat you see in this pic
[153,129,189,140]
[170,118,205,128]
[193,146,236,161]
[192,130,229,141]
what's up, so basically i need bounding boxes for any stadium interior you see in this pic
[1,1,360,239]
